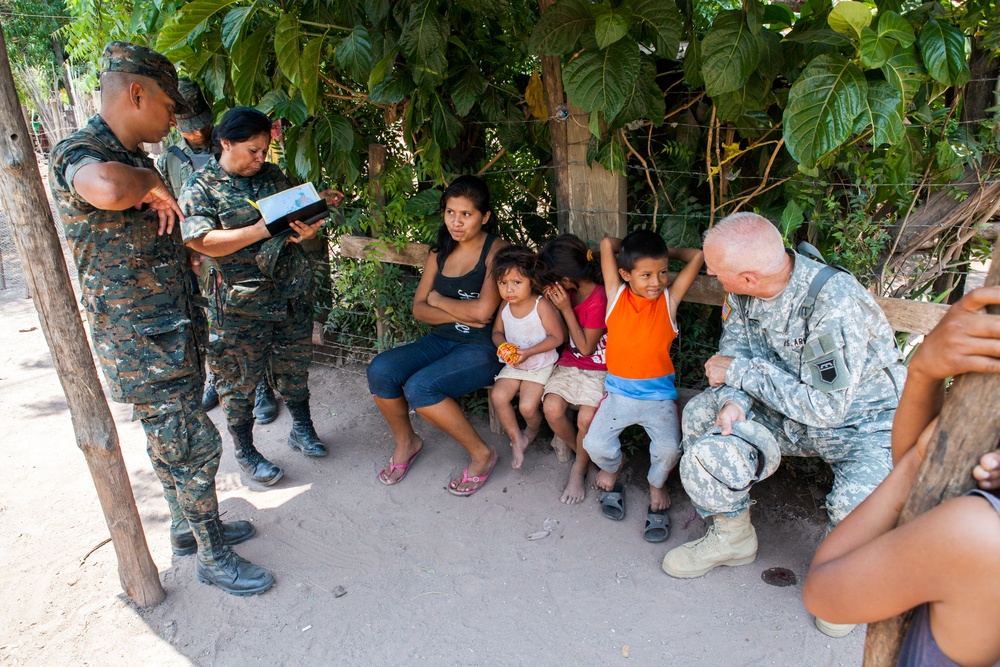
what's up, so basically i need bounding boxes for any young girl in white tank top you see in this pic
[489,247,564,470]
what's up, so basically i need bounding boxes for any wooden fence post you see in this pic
[368,143,389,348]
[0,26,165,608]
[538,0,569,234]
[863,242,1000,665]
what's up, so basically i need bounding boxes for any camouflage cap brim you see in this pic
[100,41,190,115]
[177,108,214,133]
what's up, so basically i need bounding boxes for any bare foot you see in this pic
[595,467,621,492]
[511,432,529,470]
[560,464,587,504]
[586,463,600,489]
[379,435,423,484]
[523,423,540,446]
[649,484,671,513]
[550,435,573,463]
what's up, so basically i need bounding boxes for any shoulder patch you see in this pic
[804,332,850,392]
[722,294,732,322]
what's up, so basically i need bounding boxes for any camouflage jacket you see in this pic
[154,138,216,196]
[716,252,905,431]
[48,114,201,404]
[179,159,306,320]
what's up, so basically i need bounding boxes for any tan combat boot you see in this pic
[661,510,758,578]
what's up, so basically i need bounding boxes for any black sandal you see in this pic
[644,506,671,543]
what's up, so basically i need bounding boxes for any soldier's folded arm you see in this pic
[74,162,167,211]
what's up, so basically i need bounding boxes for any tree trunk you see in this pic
[0,25,165,608]
[538,0,569,234]
[863,242,1000,666]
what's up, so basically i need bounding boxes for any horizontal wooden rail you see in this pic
[337,235,949,336]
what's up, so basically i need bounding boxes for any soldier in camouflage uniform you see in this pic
[48,42,273,596]
[154,79,279,421]
[661,213,904,634]
[179,106,343,486]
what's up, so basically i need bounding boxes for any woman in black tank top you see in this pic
[367,176,509,496]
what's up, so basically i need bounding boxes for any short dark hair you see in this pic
[490,245,544,293]
[618,229,668,271]
[213,106,272,144]
[539,234,602,286]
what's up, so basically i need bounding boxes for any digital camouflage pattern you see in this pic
[49,114,203,404]
[134,388,223,546]
[156,141,216,196]
[179,159,313,427]
[175,78,213,133]
[99,41,188,113]
[48,108,223,549]
[680,253,906,524]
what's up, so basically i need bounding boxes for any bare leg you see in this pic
[373,395,424,483]
[416,397,495,492]
[561,405,598,504]
[515,381,546,467]
[491,378,526,469]
[649,484,671,512]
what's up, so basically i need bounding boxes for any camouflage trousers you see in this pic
[132,386,223,532]
[680,389,893,524]
[208,292,312,427]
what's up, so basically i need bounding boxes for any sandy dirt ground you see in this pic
[0,284,865,666]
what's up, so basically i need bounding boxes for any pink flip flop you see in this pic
[448,449,498,497]
[378,448,422,486]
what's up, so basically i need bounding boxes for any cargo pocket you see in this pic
[224,281,285,321]
[132,314,193,387]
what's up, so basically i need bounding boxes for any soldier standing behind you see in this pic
[155,78,280,422]
[660,212,905,638]
[48,42,274,596]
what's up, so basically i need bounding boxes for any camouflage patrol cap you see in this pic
[176,78,214,133]
[680,420,781,514]
[256,234,311,299]
[100,41,188,114]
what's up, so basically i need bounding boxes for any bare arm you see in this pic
[600,237,623,303]
[73,162,183,235]
[892,286,1000,463]
[492,310,508,348]
[186,219,271,257]
[545,283,604,355]
[667,247,704,314]
[425,240,508,326]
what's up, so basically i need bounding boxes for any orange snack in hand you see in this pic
[497,342,521,365]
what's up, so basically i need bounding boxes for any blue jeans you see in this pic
[366,334,503,409]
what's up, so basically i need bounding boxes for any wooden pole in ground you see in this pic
[863,241,1000,665]
[538,0,569,234]
[0,25,166,608]
[368,143,389,348]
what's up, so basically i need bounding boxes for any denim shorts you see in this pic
[366,333,503,409]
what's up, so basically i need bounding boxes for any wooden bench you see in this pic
[335,234,951,432]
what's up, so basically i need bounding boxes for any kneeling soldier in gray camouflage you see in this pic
[179,107,343,486]
[661,213,905,638]
[48,42,273,595]
[154,78,280,421]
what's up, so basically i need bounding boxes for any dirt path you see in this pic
[0,290,864,666]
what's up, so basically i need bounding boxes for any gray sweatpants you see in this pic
[582,391,681,488]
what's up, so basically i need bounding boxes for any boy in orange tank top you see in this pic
[582,230,703,542]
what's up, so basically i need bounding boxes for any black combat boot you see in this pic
[287,400,328,457]
[201,369,219,410]
[253,379,278,424]
[170,519,256,557]
[193,519,274,596]
[228,423,284,485]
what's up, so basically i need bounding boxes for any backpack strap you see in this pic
[167,145,193,165]
[799,265,844,320]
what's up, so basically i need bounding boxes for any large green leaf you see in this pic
[593,2,632,49]
[200,54,228,99]
[631,0,682,59]
[400,0,448,59]
[156,0,240,53]
[715,71,771,122]
[562,35,641,119]
[369,77,409,105]
[827,1,871,40]
[257,89,308,125]
[293,125,320,182]
[337,26,373,83]
[918,19,970,87]
[859,26,892,69]
[410,48,447,88]
[762,3,795,29]
[701,10,762,97]
[877,11,915,48]
[221,6,254,50]
[368,49,396,89]
[880,45,924,110]
[314,114,355,151]
[528,0,594,55]
[300,37,323,115]
[588,132,626,172]
[429,94,462,150]
[782,29,852,46]
[783,54,868,168]
[866,81,904,146]
[405,189,442,216]
[613,59,665,127]
[756,27,784,81]
[683,37,704,88]
[274,14,301,86]
[233,24,273,105]
[451,65,488,117]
